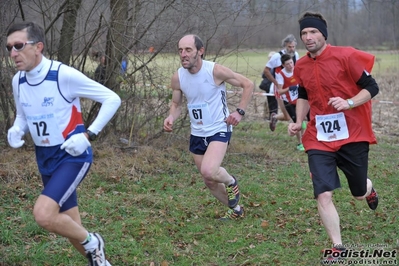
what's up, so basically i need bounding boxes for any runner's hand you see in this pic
[60,133,91,156]
[7,126,25,148]
[164,115,174,132]
[288,122,302,136]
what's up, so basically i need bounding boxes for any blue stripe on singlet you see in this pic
[46,70,58,81]
[19,76,26,84]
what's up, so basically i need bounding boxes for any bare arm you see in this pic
[295,98,310,124]
[263,66,278,87]
[276,83,289,96]
[328,89,371,111]
[278,86,290,95]
[350,89,372,107]
[163,72,183,132]
[214,64,254,126]
[329,70,379,111]
[288,98,310,136]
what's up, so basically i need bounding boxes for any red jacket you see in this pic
[294,45,377,151]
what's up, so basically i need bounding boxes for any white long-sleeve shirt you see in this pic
[11,56,121,175]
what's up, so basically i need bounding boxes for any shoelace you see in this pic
[223,209,236,219]
[90,249,104,264]
[226,186,236,200]
[366,191,376,201]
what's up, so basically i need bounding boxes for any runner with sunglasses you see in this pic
[6,22,120,266]
[6,40,37,52]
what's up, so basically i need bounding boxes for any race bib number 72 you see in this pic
[315,112,349,142]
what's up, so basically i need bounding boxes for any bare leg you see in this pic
[33,195,88,243]
[277,98,291,121]
[295,131,302,144]
[62,206,111,264]
[62,206,86,256]
[192,141,233,207]
[317,191,342,245]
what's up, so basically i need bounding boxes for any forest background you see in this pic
[0,0,398,140]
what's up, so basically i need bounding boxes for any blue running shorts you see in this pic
[189,132,232,155]
[41,162,91,212]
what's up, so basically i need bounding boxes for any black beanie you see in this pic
[300,17,328,40]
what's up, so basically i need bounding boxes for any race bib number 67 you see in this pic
[187,103,212,126]
[315,112,349,142]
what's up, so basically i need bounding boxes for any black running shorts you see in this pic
[307,142,369,198]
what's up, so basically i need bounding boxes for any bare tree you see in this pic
[0,0,21,133]
[57,0,83,65]
[0,0,398,143]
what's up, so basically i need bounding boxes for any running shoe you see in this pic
[269,113,277,131]
[89,260,111,266]
[86,233,107,266]
[366,187,379,210]
[226,176,240,208]
[296,143,305,151]
[219,207,244,221]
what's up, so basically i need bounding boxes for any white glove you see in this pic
[60,133,91,156]
[7,126,25,148]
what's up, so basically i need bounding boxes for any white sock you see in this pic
[228,176,235,186]
[81,232,98,251]
[233,205,241,212]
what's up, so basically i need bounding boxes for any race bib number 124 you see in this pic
[315,112,349,142]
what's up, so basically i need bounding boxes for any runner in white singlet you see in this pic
[6,22,120,266]
[164,34,254,220]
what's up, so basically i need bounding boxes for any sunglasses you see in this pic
[6,41,36,52]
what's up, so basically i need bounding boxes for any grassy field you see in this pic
[1,50,399,265]
[1,124,398,265]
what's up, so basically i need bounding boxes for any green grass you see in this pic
[1,49,398,265]
[1,120,398,265]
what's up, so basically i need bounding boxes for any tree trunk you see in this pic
[57,0,83,65]
[104,0,129,92]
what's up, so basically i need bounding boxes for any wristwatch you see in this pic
[236,108,245,116]
[347,99,354,109]
[86,130,97,141]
